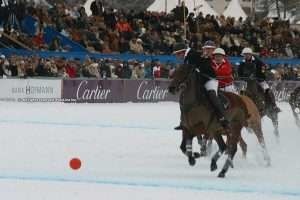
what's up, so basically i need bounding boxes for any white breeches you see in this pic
[205,79,219,94]
[259,81,269,91]
[219,84,238,94]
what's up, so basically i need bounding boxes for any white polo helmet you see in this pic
[213,48,226,56]
[241,47,253,55]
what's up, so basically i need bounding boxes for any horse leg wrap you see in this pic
[197,136,207,156]
[185,139,193,157]
[218,157,233,177]
[185,139,196,166]
[211,151,222,171]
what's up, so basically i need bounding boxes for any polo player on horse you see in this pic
[238,47,281,113]
[172,40,230,131]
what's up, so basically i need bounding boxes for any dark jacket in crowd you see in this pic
[121,62,132,79]
[0,63,4,77]
[104,9,117,29]
[171,5,188,22]
[90,0,103,16]
[10,64,18,76]
[119,39,130,53]
[100,62,112,78]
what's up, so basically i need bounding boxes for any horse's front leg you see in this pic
[181,130,201,158]
[211,134,226,172]
[270,112,280,142]
[293,111,300,128]
[238,136,247,158]
[185,134,196,166]
[218,128,240,178]
[197,135,207,157]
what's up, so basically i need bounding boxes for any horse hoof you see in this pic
[218,172,226,178]
[188,157,196,166]
[193,152,201,158]
[210,160,217,171]
[264,158,271,167]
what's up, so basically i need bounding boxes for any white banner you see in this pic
[0,79,62,102]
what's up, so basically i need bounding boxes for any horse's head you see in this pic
[168,64,193,95]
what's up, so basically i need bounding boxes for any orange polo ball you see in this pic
[69,158,82,170]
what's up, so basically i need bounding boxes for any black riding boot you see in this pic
[207,90,230,129]
[265,89,281,113]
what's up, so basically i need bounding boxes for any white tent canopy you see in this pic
[223,0,247,19]
[84,0,94,16]
[148,0,218,16]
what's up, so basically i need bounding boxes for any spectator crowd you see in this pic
[1,53,300,81]
[1,0,300,81]
[0,54,176,79]
[0,0,299,58]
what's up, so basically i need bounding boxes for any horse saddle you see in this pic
[218,92,230,110]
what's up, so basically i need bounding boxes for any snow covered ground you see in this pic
[0,102,299,199]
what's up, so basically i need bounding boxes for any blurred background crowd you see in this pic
[0,0,300,81]
[0,0,299,57]
[1,54,299,80]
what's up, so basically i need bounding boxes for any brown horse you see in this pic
[241,79,280,141]
[169,64,270,178]
[179,94,267,159]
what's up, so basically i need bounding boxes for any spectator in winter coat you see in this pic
[65,62,77,78]
[129,38,144,54]
[17,60,26,78]
[90,0,104,16]
[8,57,18,77]
[114,63,123,78]
[121,61,132,79]
[285,43,294,58]
[32,32,45,49]
[116,18,132,33]
[152,61,161,78]
[104,8,117,29]
[211,48,236,93]
[87,63,100,78]
[2,60,12,78]
[0,55,6,77]
[144,61,153,79]
[171,2,188,23]
[100,60,112,78]
[132,62,144,79]
[119,36,130,53]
